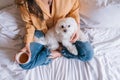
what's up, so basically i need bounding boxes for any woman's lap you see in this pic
[19,30,94,69]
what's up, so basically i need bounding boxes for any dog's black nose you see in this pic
[64,30,67,32]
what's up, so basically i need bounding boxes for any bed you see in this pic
[0,0,120,80]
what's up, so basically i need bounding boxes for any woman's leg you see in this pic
[75,41,94,61]
[61,41,94,62]
[19,30,52,70]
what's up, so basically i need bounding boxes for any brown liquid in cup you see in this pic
[19,53,29,63]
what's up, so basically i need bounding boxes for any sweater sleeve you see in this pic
[18,2,35,44]
[67,0,80,24]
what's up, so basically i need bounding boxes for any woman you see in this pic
[16,0,93,69]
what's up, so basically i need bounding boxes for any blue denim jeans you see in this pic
[61,41,94,61]
[19,30,94,69]
[19,30,52,70]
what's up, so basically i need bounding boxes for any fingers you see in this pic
[20,45,31,55]
[70,30,80,43]
[48,55,57,59]
[48,50,62,59]
[70,32,75,41]
[26,46,31,53]
[20,47,27,52]
[71,35,77,43]
[48,55,61,59]
[70,33,77,43]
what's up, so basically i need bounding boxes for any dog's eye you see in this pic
[61,25,64,28]
[68,25,70,27]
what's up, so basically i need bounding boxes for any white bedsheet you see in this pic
[0,5,120,80]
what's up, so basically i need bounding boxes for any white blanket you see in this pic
[0,5,120,80]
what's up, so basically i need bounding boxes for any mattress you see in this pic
[0,4,120,80]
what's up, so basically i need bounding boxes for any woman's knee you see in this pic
[75,41,94,61]
[34,30,44,38]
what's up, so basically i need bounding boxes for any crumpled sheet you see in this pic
[0,5,120,80]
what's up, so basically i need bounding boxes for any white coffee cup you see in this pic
[15,52,31,64]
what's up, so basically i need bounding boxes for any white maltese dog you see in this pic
[34,17,87,55]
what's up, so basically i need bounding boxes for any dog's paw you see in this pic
[70,48,78,55]
[67,46,78,55]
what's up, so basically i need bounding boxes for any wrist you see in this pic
[25,43,30,47]
[78,23,80,28]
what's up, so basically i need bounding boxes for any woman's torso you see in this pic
[30,0,77,31]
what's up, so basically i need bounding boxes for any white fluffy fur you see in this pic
[34,17,87,55]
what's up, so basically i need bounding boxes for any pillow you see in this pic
[0,0,14,9]
[79,0,120,28]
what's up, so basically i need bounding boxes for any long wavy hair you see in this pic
[16,0,44,20]
[27,0,44,20]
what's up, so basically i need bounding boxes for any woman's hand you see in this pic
[21,43,31,56]
[49,50,62,59]
[70,27,80,43]
[14,44,31,62]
